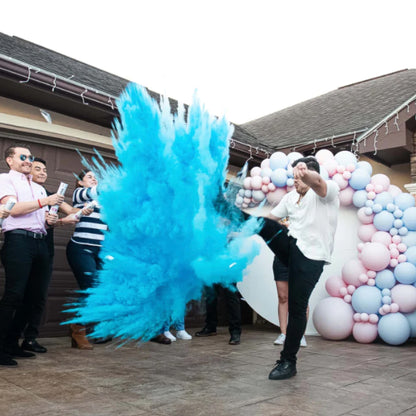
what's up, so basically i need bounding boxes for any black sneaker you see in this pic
[0,350,18,367]
[195,327,217,337]
[229,333,241,345]
[22,339,47,353]
[268,359,297,380]
[4,344,36,359]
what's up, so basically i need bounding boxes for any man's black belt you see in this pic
[5,229,46,239]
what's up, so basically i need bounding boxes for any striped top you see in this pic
[71,187,107,247]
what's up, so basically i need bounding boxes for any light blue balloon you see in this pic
[378,313,411,345]
[404,310,416,337]
[375,269,396,289]
[356,160,373,176]
[364,207,373,216]
[286,178,294,187]
[372,204,383,214]
[351,285,382,314]
[381,288,391,296]
[394,219,403,229]
[394,262,416,284]
[238,189,245,197]
[394,193,415,211]
[382,295,392,305]
[269,152,289,170]
[365,200,374,208]
[405,246,416,265]
[353,190,368,208]
[399,227,408,236]
[387,203,397,213]
[244,190,252,197]
[349,168,371,190]
[402,207,416,231]
[334,150,357,167]
[374,192,394,209]
[319,166,329,181]
[373,211,395,231]
[393,208,403,218]
[401,231,416,247]
[390,228,398,236]
[270,168,288,187]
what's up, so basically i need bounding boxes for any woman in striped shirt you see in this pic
[66,170,108,349]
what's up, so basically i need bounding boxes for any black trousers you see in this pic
[204,284,241,335]
[258,218,324,362]
[0,233,50,346]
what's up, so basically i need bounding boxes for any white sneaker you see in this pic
[300,336,307,347]
[273,333,286,345]
[176,330,192,340]
[163,331,176,341]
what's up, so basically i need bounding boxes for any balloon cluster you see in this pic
[236,148,416,345]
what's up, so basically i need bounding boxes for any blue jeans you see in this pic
[162,317,185,332]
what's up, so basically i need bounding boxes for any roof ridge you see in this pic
[337,69,410,90]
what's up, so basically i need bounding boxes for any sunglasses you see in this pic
[19,154,35,162]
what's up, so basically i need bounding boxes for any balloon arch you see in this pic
[236,149,416,346]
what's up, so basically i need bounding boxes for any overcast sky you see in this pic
[1,0,416,124]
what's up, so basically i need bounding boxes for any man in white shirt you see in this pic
[248,156,339,380]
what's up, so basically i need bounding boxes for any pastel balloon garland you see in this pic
[236,149,416,345]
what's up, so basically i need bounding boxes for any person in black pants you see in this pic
[0,144,63,366]
[244,156,339,380]
[195,283,242,345]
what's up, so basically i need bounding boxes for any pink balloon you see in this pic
[250,166,262,177]
[340,287,348,296]
[390,303,400,313]
[243,177,252,189]
[367,270,376,278]
[392,235,402,244]
[323,159,338,177]
[266,187,287,206]
[371,231,392,247]
[343,170,352,180]
[315,149,334,164]
[357,207,374,224]
[390,259,399,268]
[333,173,349,190]
[391,284,416,313]
[347,285,356,295]
[261,167,272,178]
[382,304,391,313]
[342,258,367,286]
[360,242,391,271]
[357,243,364,252]
[260,158,270,169]
[368,278,376,286]
[268,182,276,192]
[262,176,271,185]
[360,313,369,322]
[353,313,361,322]
[388,184,403,197]
[397,243,407,252]
[374,184,383,194]
[337,165,345,174]
[346,164,356,172]
[251,175,263,190]
[313,298,354,340]
[358,273,368,283]
[344,294,352,303]
[339,187,355,206]
[261,185,269,194]
[390,248,399,259]
[353,322,378,344]
[358,224,377,242]
[397,254,407,263]
[371,174,390,192]
[367,191,376,200]
[366,184,375,192]
[325,275,347,298]
[369,314,379,324]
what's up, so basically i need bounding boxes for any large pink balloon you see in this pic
[333,173,349,190]
[323,159,338,177]
[260,158,270,169]
[388,184,402,198]
[250,166,262,177]
[266,187,287,206]
[357,207,374,224]
[342,258,367,286]
[391,284,416,313]
[339,187,355,206]
[251,175,263,190]
[360,242,391,271]
[315,149,334,164]
[352,322,378,343]
[325,275,347,298]
[371,231,392,247]
[371,174,390,192]
[358,224,377,242]
[313,297,354,340]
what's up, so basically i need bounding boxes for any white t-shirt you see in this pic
[271,180,339,264]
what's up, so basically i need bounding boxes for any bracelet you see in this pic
[37,199,43,208]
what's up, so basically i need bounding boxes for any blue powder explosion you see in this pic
[66,84,261,342]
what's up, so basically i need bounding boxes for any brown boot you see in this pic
[70,324,93,350]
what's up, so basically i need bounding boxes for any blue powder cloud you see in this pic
[65,84,261,342]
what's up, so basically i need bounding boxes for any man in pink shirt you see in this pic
[0,144,64,367]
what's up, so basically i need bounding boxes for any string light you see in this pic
[385,121,389,135]
[19,66,31,83]
[394,113,400,131]
[373,130,379,155]
[80,88,89,105]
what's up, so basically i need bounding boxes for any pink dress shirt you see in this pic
[0,170,48,234]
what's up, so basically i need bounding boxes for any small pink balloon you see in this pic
[357,243,364,252]
[358,273,369,283]
[346,164,356,172]
[339,187,355,206]
[342,258,368,286]
[242,203,248,208]
[367,191,376,200]
[360,313,369,322]
[339,287,348,296]
[336,165,345,174]
[388,243,397,250]
[251,175,263,190]
[379,307,386,315]
[353,322,378,344]
[333,173,349,190]
[347,285,356,295]
[374,184,383,194]
[262,176,271,185]
[369,314,379,324]
[250,166,262,177]
[366,184,375,192]
[243,197,251,204]
[391,235,402,244]
[342,170,352,180]
[268,182,276,192]
[243,177,252,189]
[325,275,347,298]
[358,224,377,242]
[260,158,270,169]
[367,270,376,278]
[371,231,392,247]
[397,254,407,263]
[397,243,407,252]
[353,313,361,322]
[390,258,399,268]
[382,304,391,313]
[261,185,269,194]
[390,248,399,259]
[371,173,390,192]
[367,279,376,286]
[344,294,352,303]
[390,303,400,313]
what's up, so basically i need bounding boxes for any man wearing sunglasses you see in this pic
[0,144,64,366]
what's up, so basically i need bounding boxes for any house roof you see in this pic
[242,69,416,152]
[0,33,270,159]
